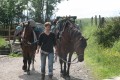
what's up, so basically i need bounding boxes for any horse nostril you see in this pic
[78,58,84,62]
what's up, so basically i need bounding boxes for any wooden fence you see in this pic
[0,24,16,40]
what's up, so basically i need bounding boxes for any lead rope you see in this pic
[54,40,82,64]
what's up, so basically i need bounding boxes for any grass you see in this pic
[0,37,22,57]
[9,53,22,57]
[0,37,6,47]
[82,26,120,80]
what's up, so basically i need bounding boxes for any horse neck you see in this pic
[24,29,34,42]
[28,32,34,42]
[67,24,82,41]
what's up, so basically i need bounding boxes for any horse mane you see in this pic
[64,19,82,40]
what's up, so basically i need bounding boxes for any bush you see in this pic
[94,17,120,47]
[0,37,6,47]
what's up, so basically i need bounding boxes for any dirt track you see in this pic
[0,53,95,80]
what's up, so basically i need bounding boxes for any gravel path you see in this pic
[0,54,94,80]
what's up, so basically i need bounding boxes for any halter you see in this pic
[21,26,37,46]
[56,53,84,64]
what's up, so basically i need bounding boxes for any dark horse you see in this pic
[21,21,37,75]
[55,18,87,79]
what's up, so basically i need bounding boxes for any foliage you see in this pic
[0,0,66,24]
[94,17,120,47]
[31,0,64,23]
[0,37,7,47]
[82,23,120,80]
[76,18,91,27]
[0,0,26,26]
[9,53,22,57]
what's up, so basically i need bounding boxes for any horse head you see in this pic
[21,21,34,43]
[22,21,33,38]
[76,37,88,62]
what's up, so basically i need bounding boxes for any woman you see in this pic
[37,22,57,80]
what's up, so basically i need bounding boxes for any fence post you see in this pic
[79,20,82,28]
[95,15,97,26]
[8,25,11,44]
[98,15,101,28]
[91,17,93,26]
[101,17,105,28]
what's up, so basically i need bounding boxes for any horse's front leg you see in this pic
[32,54,35,71]
[59,58,63,76]
[66,53,73,80]
[63,54,67,77]
[22,55,27,72]
[27,57,32,75]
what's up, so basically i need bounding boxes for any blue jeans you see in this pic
[41,52,54,75]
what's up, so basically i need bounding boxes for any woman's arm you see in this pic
[36,33,43,54]
[36,45,41,54]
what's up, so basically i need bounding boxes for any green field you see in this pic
[79,18,120,79]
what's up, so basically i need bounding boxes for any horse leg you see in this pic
[22,56,27,72]
[32,54,35,71]
[27,56,32,75]
[59,58,63,77]
[63,54,67,78]
[66,53,73,80]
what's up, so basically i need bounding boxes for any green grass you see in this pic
[9,53,22,57]
[0,37,6,47]
[82,26,120,80]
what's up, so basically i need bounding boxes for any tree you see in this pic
[31,0,64,23]
[0,0,27,26]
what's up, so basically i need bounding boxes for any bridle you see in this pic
[21,26,36,46]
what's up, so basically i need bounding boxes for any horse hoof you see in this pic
[60,73,63,77]
[65,76,70,80]
[60,73,65,78]
[27,71,30,75]
[22,66,27,71]
[24,70,27,72]
[32,68,35,71]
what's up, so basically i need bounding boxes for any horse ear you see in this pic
[28,21,30,26]
[23,23,25,26]
[86,38,89,41]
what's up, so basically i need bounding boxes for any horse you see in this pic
[21,21,37,75]
[55,18,87,79]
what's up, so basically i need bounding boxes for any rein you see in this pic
[56,53,83,64]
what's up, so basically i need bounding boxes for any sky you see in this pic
[55,0,120,18]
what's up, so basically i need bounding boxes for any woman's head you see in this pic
[44,22,51,31]
[19,22,23,27]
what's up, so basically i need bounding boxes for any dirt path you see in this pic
[0,54,94,80]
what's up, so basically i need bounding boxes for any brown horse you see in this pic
[55,18,87,79]
[21,21,37,75]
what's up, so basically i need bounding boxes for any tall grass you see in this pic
[0,37,6,47]
[82,26,120,80]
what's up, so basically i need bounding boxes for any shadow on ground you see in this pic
[70,76,83,80]
[19,70,58,80]
[60,75,83,80]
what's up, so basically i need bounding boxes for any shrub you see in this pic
[94,17,120,47]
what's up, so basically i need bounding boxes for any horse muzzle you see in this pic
[78,55,84,62]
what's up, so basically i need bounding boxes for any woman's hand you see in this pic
[36,46,40,54]
[36,49,39,54]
